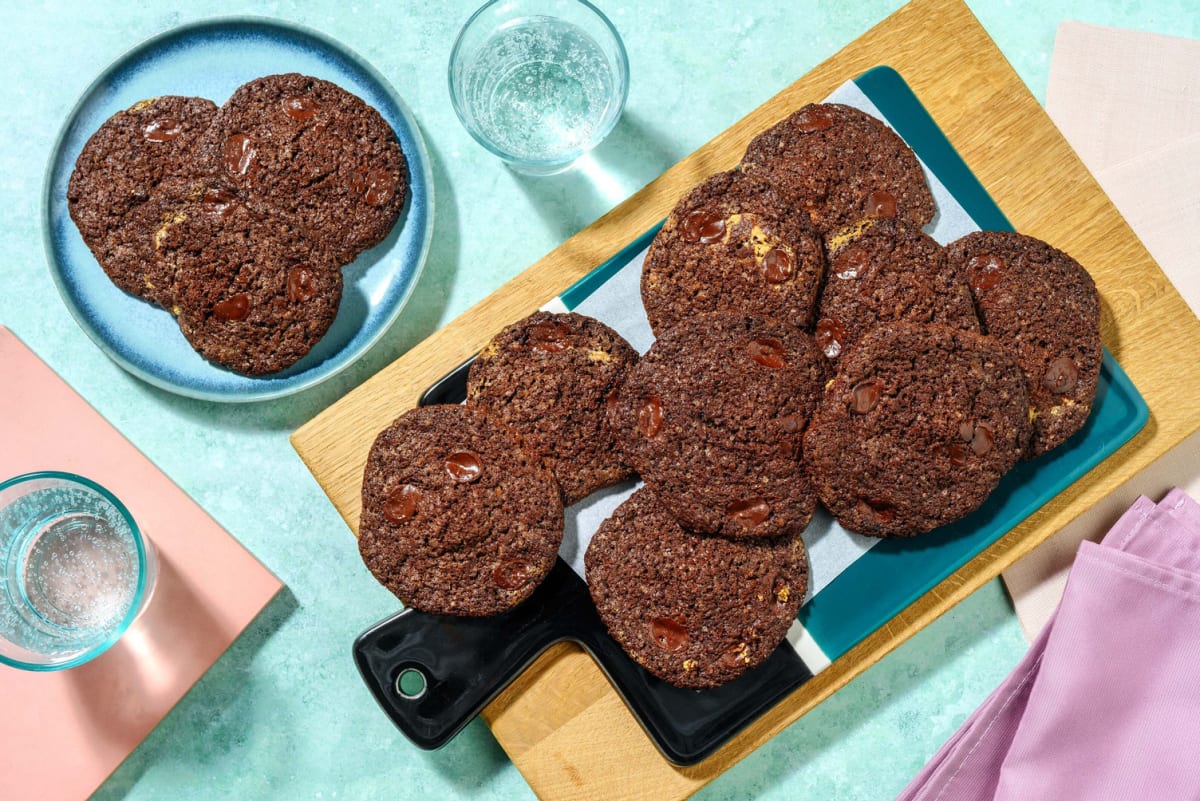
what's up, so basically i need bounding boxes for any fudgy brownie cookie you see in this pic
[610,312,827,540]
[741,103,935,235]
[359,404,564,616]
[803,322,1031,537]
[814,217,979,361]
[67,96,217,303]
[158,195,343,375]
[199,73,408,265]
[640,169,825,336]
[946,231,1102,457]
[465,311,639,505]
[585,487,807,689]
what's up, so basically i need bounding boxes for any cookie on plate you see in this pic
[466,311,639,505]
[640,169,825,336]
[741,103,935,235]
[157,193,343,375]
[813,217,979,360]
[609,312,827,540]
[199,73,408,265]
[585,487,808,689]
[67,95,217,305]
[946,230,1102,457]
[803,322,1031,538]
[359,404,564,616]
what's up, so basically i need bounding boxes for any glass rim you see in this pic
[447,0,631,170]
[0,470,150,671]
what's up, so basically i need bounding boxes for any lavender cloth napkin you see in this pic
[897,489,1200,800]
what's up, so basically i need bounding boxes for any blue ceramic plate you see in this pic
[42,18,434,402]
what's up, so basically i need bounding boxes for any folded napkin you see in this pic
[898,489,1200,800]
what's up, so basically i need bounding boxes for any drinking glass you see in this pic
[0,472,156,671]
[449,0,629,175]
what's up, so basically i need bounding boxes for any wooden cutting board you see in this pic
[291,0,1200,796]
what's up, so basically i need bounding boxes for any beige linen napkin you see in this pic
[1001,21,1200,641]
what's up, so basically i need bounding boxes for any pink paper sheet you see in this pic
[1001,22,1200,641]
[0,326,282,801]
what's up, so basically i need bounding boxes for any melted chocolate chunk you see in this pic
[445,450,483,483]
[383,484,421,524]
[213,293,251,321]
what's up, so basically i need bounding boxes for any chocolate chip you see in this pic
[143,118,182,142]
[762,248,795,283]
[815,317,847,359]
[1043,357,1079,394]
[866,190,897,218]
[287,265,317,303]
[681,209,725,243]
[445,451,483,483]
[967,253,1006,292]
[492,558,534,590]
[748,337,787,369]
[222,133,255,176]
[794,106,835,132]
[726,498,770,527]
[528,320,573,353]
[282,94,319,121]
[383,484,421,524]
[649,617,689,652]
[213,293,251,321]
[850,379,882,413]
[637,395,664,437]
[971,423,995,456]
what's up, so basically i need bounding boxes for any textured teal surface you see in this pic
[1,2,1195,800]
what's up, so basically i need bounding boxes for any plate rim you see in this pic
[40,15,436,403]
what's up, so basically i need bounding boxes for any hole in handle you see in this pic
[395,667,427,700]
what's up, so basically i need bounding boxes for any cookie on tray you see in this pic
[741,103,935,235]
[199,73,408,265]
[609,312,827,540]
[813,217,979,360]
[67,95,217,304]
[359,404,564,617]
[803,322,1031,538]
[946,230,1102,457]
[640,169,825,336]
[157,194,343,375]
[585,487,808,689]
[465,311,639,505]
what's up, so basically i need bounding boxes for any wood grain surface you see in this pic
[291,0,1200,797]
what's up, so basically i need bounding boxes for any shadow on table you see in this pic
[82,559,299,800]
[510,110,685,243]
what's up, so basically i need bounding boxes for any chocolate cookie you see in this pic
[803,322,1031,537]
[67,96,217,304]
[359,404,564,617]
[741,103,936,235]
[465,311,639,505]
[640,169,825,336]
[610,313,827,540]
[585,487,807,688]
[158,195,343,375]
[199,73,408,265]
[946,231,1102,457]
[814,217,979,361]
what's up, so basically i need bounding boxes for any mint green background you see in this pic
[2,2,1194,799]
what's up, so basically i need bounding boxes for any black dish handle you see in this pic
[354,556,814,764]
[352,559,592,749]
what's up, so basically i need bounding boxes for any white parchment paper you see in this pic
[551,80,982,603]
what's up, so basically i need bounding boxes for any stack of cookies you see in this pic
[357,101,1102,691]
[67,73,409,375]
